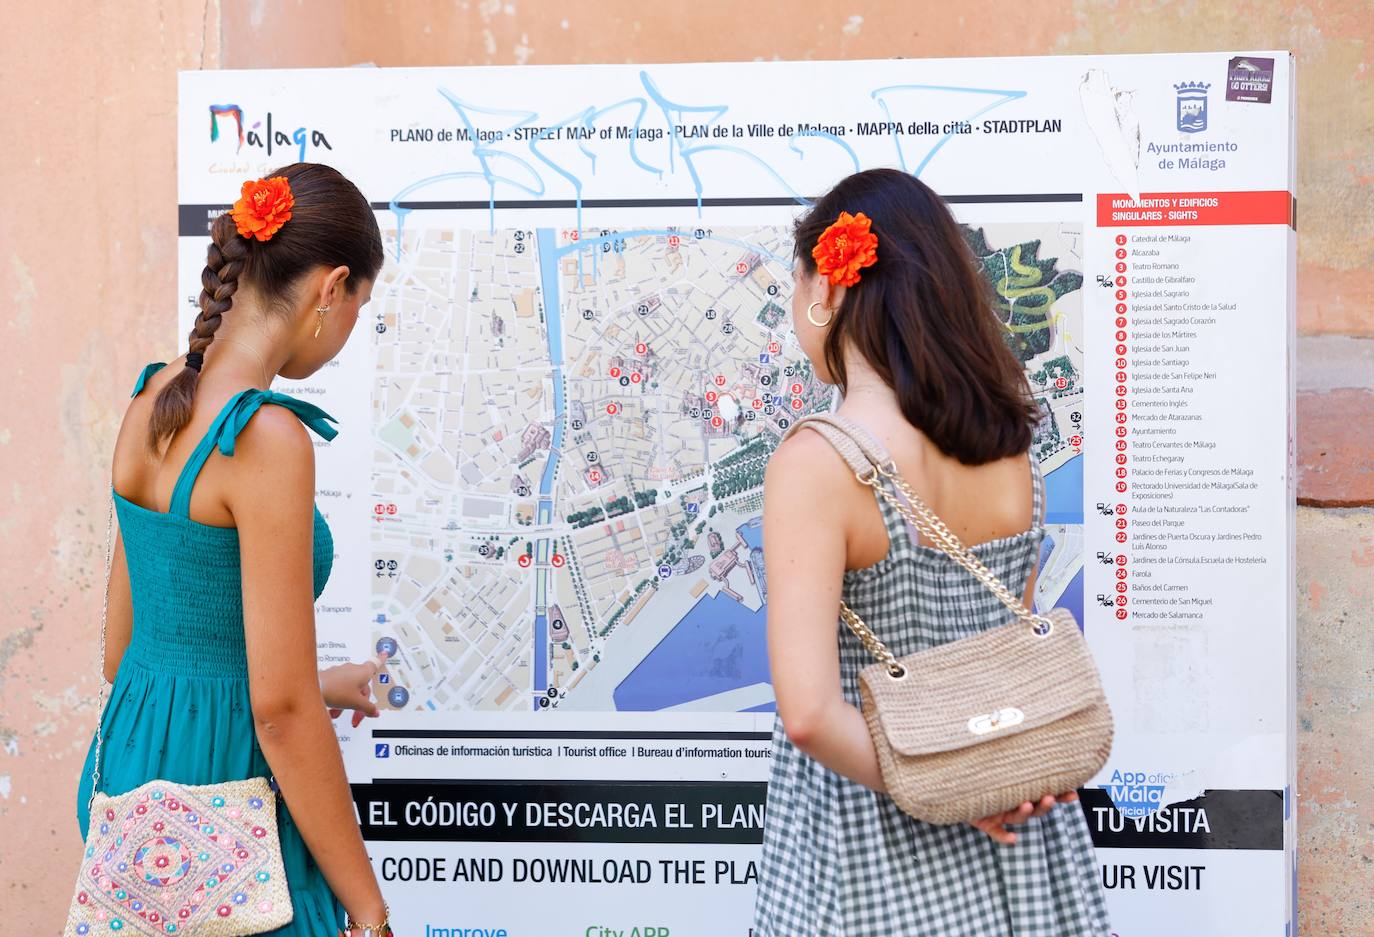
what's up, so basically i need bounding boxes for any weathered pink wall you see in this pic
[0,0,224,920]
[3,1,1371,930]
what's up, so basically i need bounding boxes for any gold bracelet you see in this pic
[343,902,391,937]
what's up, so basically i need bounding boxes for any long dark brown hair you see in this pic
[794,168,1038,465]
[148,163,383,451]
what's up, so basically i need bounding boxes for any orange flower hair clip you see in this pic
[231,176,294,242]
[812,211,879,287]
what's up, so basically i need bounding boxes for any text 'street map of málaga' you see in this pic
[369,222,1085,714]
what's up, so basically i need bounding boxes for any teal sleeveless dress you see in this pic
[76,363,345,935]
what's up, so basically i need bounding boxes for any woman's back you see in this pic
[108,364,338,677]
[820,406,1040,572]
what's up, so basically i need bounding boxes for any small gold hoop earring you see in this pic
[313,305,329,338]
[807,301,833,328]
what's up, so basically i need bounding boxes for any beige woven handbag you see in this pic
[789,414,1113,826]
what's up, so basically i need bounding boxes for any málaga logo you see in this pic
[1173,82,1209,134]
[208,104,334,162]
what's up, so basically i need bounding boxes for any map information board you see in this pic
[178,53,1295,936]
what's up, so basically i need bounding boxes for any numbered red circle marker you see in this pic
[790,398,804,411]
[1116,317,1128,329]
[569,230,580,241]
[374,504,386,515]
[768,341,781,354]
[714,375,727,387]
[551,554,566,568]
[668,235,680,247]
[1115,276,1127,287]
[1116,357,1127,369]
[635,342,648,355]
[1115,262,1127,273]
[1115,235,1127,245]
[705,390,718,404]
[1115,248,1127,259]
[1116,481,1128,493]
[517,554,532,568]
[1055,377,1068,389]
[735,261,748,274]
[752,398,763,410]
[386,503,398,515]
[1116,609,1128,620]
[609,367,622,378]
[1116,371,1127,383]
[589,469,603,484]
[606,403,619,415]
[711,416,723,428]
[790,382,803,395]
[1116,440,1127,451]
[1116,303,1127,314]
[1116,289,1127,301]
[630,372,642,384]
[1069,435,1082,447]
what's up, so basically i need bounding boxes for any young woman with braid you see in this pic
[76,164,396,935]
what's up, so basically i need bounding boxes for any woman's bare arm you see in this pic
[231,409,385,927]
[763,430,885,791]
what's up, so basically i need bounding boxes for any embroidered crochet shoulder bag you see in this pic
[788,414,1114,826]
[63,498,293,936]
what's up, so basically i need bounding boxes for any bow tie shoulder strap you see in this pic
[213,390,340,458]
[168,389,340,517]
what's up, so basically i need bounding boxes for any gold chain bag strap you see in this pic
[785,414,1113,826]
[63,497,293,936]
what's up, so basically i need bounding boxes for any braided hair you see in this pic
[147,214,245,451]
[146,163,382,452]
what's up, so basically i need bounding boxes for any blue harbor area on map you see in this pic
[1043,454,1083,525]
[613,590,772,711]
[614,521,772,712]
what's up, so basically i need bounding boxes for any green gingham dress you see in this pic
[753,431,1111,936]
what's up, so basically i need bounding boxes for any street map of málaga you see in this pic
[370,222,1084,714]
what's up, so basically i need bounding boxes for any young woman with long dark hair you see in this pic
[754,168,1109,935]
[76,163,395,935]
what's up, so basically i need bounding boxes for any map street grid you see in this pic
[369,220,1084,714]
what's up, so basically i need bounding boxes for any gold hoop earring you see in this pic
[807,301,833,328]
[313,305,329,338]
